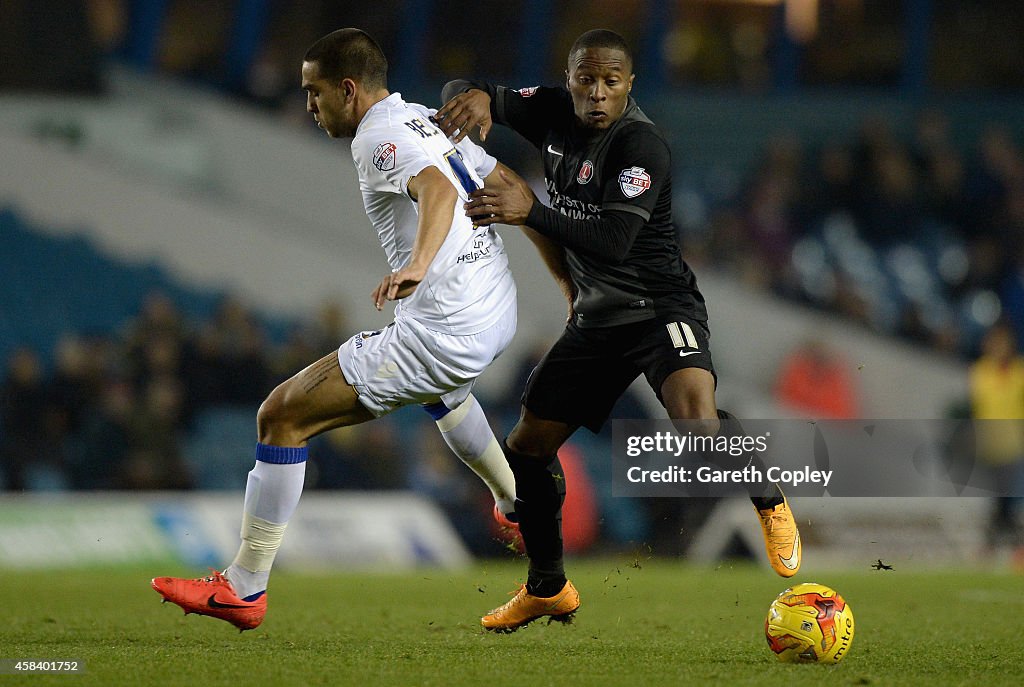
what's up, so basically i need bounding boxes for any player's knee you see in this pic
[664,393,718,427]
[256,384,302,444]
[689,417,721,437]
[665,398,719,436]
[506,424,560,457]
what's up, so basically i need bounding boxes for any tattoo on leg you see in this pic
[301,357,337,394]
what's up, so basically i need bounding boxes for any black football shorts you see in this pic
[522,314,716,433]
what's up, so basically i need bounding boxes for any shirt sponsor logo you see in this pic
[577,160,594,185]
[546,179,601,220]
[456,237,493,263]
[372,142,397,172]
[618,166,651,198]
[517,86,538,97]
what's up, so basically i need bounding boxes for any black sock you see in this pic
[716,409,784,509]
[502,439,567,597]
[751,493,784,510]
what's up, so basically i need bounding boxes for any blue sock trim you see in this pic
[422,401,451,421]
[255,443,308,464]
[243,590,266,602]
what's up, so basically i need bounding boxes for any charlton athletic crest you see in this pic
[577,160,594,185]
[372,142,397,172]
[618,166,651,198]
[516,86,538,97]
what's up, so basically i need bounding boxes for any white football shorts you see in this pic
[337,301,517,417]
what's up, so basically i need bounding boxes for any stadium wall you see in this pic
[0,491,991,570]
[0,492,470,570]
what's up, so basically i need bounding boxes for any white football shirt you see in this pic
[350,93,515,335]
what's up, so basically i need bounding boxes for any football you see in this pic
[765,583,855,663]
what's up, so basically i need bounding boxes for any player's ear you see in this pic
[564,69,570,89]
[341,78,357,99]
[627,74,635,93]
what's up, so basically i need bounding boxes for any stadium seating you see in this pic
[0,206,223,365]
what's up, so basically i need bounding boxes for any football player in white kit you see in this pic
[152,28,522,631]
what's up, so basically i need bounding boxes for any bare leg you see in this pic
[228,351,374,598]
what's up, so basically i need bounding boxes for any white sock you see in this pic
[436,394,516,515]
[225,458,305,599]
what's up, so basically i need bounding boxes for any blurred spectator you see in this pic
[774,337,861,419]
[799,141,858,228]
[968,321,1024,552]
[68,379,134,489]
[124,291,189,367]
[50,334,102,436]
[861,143,923,246]
[194,296,271,406]
[270,299,350,382]
[123,374,193,489]
[0,348,67,490]
[966,125,1024,238]
[711,111,1024,359]
[738,135,803,291]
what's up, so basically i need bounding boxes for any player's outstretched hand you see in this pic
[371,266,425,310]
[434,90,492,143]
[465,168,536,227]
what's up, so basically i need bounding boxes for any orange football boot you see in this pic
[755,496,802,577]
[481,580,580,633]
[152,570,266,631]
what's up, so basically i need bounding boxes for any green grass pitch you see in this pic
[2,558,1023,686]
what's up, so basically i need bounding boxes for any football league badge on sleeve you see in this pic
[373,142,397,172]
[516,86,538,97]
[618,166,651,198]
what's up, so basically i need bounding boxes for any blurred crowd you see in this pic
[1,289,721,555]
[0,292,346,493]
[686,109,1024,358]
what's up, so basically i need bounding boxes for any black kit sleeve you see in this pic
[524,203,646,264]
[599,122,672,224]
[441,79,569,149]
[522,122,671,263]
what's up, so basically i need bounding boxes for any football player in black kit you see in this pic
[437,29,801,632]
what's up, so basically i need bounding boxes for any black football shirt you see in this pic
[462,82,707,328]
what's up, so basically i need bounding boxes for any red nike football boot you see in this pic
[152,570,266,631]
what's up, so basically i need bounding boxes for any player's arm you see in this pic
[464,168,646,264]
[436,80,566,148]
[465,125,668,264]
[522,225,576,321]
[372,166,458,308]
[483,162,575,316]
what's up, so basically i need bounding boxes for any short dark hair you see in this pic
[304,28,388,90]
[569,29,633,71]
